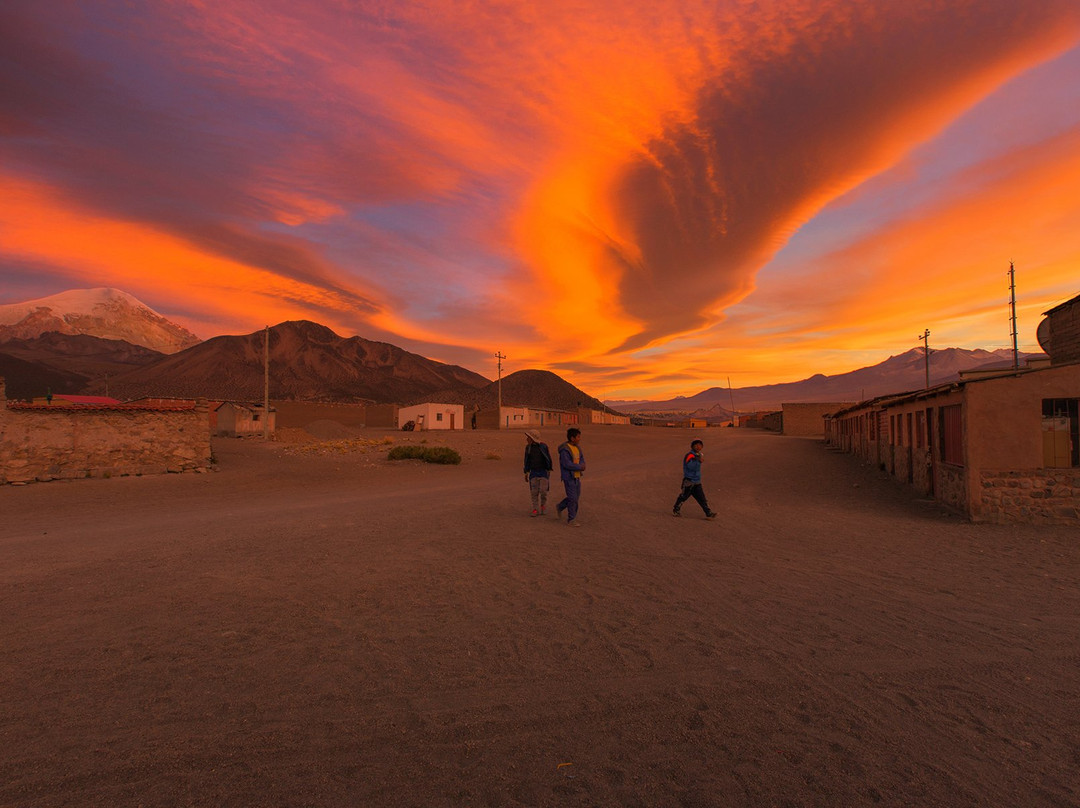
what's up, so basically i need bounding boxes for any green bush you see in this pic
[387,445,461,465]
[421,446,461,465]
[388,445,426,460]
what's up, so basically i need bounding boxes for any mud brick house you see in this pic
[824,298,1080,524]
[215,401,276,437]
[782,402,854,437]
[0,377,211,484]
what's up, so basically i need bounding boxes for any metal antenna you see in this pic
[918,329,931,389]
[1008,262,1019,371]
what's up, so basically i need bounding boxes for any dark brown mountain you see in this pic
[84,320,491,403]
[410,369,621,414]
[0,332,166,400]
[0,352,87,400]
[607,347,1044,414]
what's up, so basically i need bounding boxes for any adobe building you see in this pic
[824,299,1080,524]
[781,402,855,437]
[397,402,465,430]
[0,377,211,484]
[215,401,276,437]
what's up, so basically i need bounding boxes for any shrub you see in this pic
[388,445,426,460]
[422,446,461,465]
[387,445,461,465]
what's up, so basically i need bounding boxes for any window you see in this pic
[436,412,443,421]
[940,404,963,466]
[915,411,925,448]
[890,415,897,445]
[1042,398,1079,468]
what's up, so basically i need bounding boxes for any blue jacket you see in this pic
[523,442,553,478]
[558,441,586,482]
[682,449,703,483]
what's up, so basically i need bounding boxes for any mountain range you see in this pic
[0,288,1043,413]
[606,347,1043,416]
[82,320,491,403]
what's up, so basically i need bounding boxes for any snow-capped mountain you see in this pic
[0,288,201,354]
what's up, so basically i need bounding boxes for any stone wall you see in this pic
[937,464,967,513]
[0,378,211,484]
[978,470,1080,524]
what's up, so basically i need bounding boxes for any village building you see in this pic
[215,401,276,437]
[782,402,855,437]
[577,407,631,426]
[397,402,465,431]
[824,298,1080,524]
[0,377,211,484]
[474,406,581,430]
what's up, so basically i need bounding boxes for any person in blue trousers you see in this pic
[555,427,586,526]
[673,439,717,518]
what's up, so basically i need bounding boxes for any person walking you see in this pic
[523,429,552,516]
[555,427,586,526]
[673,439,717,518]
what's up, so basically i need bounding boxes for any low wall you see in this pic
[1,379,211,483]
[978,470,1080,524]
[271,401,367,429]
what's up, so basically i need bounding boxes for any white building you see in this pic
[397,402,465,431]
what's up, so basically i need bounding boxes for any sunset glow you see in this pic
[2,1,1079,397]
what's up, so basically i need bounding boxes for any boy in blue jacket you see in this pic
[555,427,586,526]
[673,439,717,518]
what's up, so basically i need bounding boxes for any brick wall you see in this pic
[1,378,211,484]
[979,470,1080,524]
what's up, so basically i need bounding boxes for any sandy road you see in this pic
[1,426,1078,807]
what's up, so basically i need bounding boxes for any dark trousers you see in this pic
[674,479,710,514]
[558,477,581,521]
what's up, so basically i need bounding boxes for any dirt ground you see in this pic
[1,426,1078,807]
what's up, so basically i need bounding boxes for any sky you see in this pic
[2,1,1079,399]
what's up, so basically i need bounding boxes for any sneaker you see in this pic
[556,503,566,518]
[672,507,681,517]
[706,511,718,519]
[530,509,539,517]
[567,519,583,527]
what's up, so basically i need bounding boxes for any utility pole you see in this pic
[494,351,505,429]
[263,325,270,439]
[727,377,737,427]
[918,329,931,389]
[1008,261,1019,371]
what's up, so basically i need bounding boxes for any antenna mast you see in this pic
[918,329,931,389]
[494,351,505,429]
[1008,262,1019,371]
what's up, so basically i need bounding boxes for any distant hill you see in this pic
[607,348,1043,415]
[83,320,491,403]
[0,333,165,401]
[410,368,619,414]
[0,351,87,400]
[0,288,201,353]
